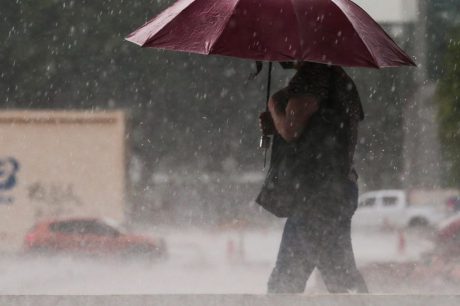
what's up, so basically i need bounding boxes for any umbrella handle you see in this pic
[265,62,273,109]
[260,62,273,168]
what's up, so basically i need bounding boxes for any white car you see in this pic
[352,189,448,229]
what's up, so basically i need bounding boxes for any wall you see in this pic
[0,110,125,251]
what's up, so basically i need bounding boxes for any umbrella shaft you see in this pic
[266,62,273,110]
[262,62,273,167]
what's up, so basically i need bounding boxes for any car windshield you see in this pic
[50,220,120,237]
[359,197,376,208]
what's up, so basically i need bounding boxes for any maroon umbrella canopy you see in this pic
[126,0,415,68]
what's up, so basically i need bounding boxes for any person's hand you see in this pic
[259,111,275,135]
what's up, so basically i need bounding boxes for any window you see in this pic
[359,197,376,208]
[50,220,120,237]
[383,197,398,207]
[50,221,91,235]
[85,222,120,237]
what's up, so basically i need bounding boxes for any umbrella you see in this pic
[126,0,415,67]
[125,0,416,161]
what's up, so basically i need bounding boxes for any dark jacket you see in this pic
[256,65,363,216]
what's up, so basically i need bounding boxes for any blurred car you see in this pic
[435,213,460,257]
[353,189,447,229]
[446,196,460,214]
[23,217,167,259]
[359,214,460,290]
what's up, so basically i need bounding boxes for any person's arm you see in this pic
[268,95,319,142]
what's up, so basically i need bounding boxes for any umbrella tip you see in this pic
[408,56,418,67]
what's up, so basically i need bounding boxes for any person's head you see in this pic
[295,61,332,75]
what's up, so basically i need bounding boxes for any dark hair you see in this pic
[296,61,333,74]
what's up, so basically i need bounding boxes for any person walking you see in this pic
[257,61,368,293]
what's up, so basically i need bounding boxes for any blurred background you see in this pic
[1,0,460,295]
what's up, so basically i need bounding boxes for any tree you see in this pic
[426,0,460,80]
[438,26,460,186]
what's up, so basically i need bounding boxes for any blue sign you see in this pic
[0,157,20,205]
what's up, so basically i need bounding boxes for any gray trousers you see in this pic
[267,181,368,293]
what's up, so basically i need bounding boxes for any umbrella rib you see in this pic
[207,0,243,54]
[126,0,197,46]
[338,0,416,67]
[289,0,304,58]
[330,0,380,68]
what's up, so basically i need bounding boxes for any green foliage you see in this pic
[427,0,460,80]
[438,26,460,185]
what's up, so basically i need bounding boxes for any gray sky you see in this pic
[353,0,418,23]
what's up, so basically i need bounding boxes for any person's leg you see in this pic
[267,215,318,293]
[317,180,368,293]
[316,215,368,293]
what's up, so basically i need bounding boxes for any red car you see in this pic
[436,214,460,257]
[23,218,167,259]
[359,215,460,290]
